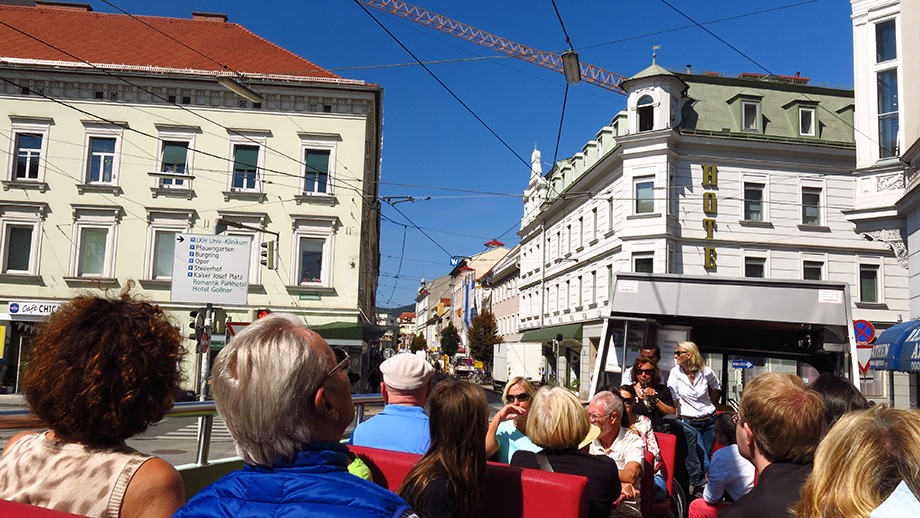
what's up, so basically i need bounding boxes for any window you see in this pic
[607,264,613,302]
[742,101,760,131]
[744,257,765,278]
[14,133,42,180]
[637,95,654,132]
[799,108,815,136]
[291,217,335,287]
[0,203,44,275]
[633,252,653,273]
[303,149,330,194]
[82,124,123,186]
[608,198,614,232]
[802,187,822,225]
[860,264,879,303]
[69,206,119,278]
[577,217,583,248]
[145,210,192,280]
[231,144,259,191]
[876,20,896,62]
[567,225,572,254]
[877,69,899,158]
[592,208,598,241]
[158,141,191,188]
[635,176,655,214]
[803,261,823,280]
[743,183,764,221]
[7,118,51,183]
[577,276,583,307]
[591,270,597,304]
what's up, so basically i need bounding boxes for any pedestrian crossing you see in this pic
[157,415,234,441]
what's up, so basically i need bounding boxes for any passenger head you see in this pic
[588,391,624,438]
[502,376,536,409]
[631,356,661,386]
[639,344,661,363]
[527,387,590,451]
[24,286,182,445]
[212,313,354,467]
[713,413,738,446]
[399,380,488,518]
[380,353,434,406]
[793,406,920,518]
[810,372,870,429]
[737,373,825,464]
[674,341,704,372]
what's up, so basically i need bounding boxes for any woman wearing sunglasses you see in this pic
[629,356,676,431]
[486,377,540,463]
[619,385,669,502]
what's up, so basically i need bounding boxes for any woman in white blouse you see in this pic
[667,341,721,494]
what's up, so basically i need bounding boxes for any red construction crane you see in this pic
[357,0,628,95]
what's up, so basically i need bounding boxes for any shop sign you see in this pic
[701,164,718,269]
[8,301,61,316]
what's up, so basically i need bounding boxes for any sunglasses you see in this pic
[674,350,689,356]
[621,397,635,405]
[326,346,350,378]
[506,393,531,403]
[636,368,655,376]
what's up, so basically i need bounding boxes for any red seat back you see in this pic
[350,445,590,518]
[648,432,678,517]
[0,499,90,518]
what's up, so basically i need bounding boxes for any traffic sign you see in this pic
[731,360,754,369]
[171,234,251,305]
[854,320,875,343]
[227,322,251,337]
[857,343,874,375]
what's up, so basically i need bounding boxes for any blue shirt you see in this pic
[349,404,430,454]
[493,419,541,464]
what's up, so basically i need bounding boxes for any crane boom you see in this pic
[357,0,628,95]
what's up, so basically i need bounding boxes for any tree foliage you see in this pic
[469,310,502,364]
[410,333,427,353]
[440,321,460,358]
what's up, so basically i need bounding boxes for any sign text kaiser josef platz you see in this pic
[170,233,251,305]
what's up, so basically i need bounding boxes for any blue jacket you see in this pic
[173,442,414,518]
[349,405,430,454]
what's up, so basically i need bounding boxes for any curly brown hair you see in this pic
[23,284,183,445]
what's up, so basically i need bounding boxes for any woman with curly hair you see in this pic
[0,285,185,518]
[793,405,920,518]
[398,380,488,518]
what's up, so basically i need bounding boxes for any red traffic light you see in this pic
[255,309,272,319]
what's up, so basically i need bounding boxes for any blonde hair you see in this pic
[793,405,920,518]
[502,376,536,403]
[526,387,590,450]
[677,341,704,373]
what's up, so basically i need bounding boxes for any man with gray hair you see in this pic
[588,391,646,518]
[173,314,416,518]
[350,352,434,454]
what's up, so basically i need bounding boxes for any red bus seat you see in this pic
[649,432,679,517]
[350,445,590,518]
[0,499,90,518]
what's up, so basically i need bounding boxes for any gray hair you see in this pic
[590,391,624,418]
[212,313,331,467]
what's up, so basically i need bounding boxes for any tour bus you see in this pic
[590,272,860,407]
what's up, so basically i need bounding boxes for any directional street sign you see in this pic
[731,360,754,369]
[171,233,251,305]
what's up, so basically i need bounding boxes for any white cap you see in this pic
[380,353,434,390]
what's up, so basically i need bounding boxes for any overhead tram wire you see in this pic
[353,0,532,172]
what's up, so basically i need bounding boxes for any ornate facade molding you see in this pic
[863,228,908,268]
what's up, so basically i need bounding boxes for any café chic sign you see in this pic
[702,164,718,269]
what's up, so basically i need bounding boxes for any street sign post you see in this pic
[171,234,251,305]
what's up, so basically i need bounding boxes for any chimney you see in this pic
[192,12,227,22]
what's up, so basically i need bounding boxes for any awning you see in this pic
[869,320,920,371]
[309,321,364,348]
[898,324,920,372]
[520,323,582,344]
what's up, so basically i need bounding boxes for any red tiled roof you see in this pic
[0,4,341,80]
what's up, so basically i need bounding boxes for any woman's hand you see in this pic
[495,402,528,422]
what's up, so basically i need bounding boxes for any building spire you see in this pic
[652,44,661,65]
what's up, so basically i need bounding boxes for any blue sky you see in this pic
[98,0,856,308]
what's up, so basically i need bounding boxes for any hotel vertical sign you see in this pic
[702,164,718,269]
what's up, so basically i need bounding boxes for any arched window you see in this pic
[637,95,655,132]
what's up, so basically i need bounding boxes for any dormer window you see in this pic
[799,108,815,136]
[637,95,654,132]
[742,101,760,131]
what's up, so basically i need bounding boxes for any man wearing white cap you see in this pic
[349,353,434,454]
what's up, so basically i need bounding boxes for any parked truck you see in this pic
[492,341,543,392]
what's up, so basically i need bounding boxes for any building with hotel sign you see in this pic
[0,2,382,393]
[518,62,907,403]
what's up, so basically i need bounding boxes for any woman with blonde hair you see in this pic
[793,405,920,518]
[399,380,488,518]
[486,376,540,463]
[667,341,721,493]
[511,387,621,518]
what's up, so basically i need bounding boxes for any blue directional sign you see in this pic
[731,360,754,369]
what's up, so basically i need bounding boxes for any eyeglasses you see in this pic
[506,393,531,403]
[325,346,350,379]
[636,368,655,376]
[674,350,689,356]
[621,397,635,405]
[588,412,612,422]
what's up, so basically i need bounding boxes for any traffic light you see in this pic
[260,240,277,270]
[189,309,205,341]
[255,308,272,320]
